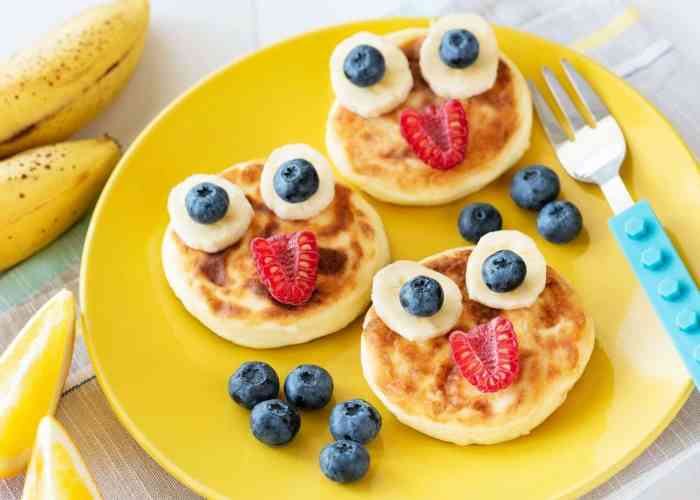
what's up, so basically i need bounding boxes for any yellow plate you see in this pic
[80,19,700,500]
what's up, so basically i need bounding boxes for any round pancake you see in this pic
[326,28,533,206]
[361,247,594,445]
[162,161,390,349]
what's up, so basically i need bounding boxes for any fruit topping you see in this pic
[399,275,444,317]
[251,231,319,306]
[273,158,320,203]
[371,261,463,342]
[261,144,335,220]
[343,44,386,87]
[440,29,480,69]
[400,99,468,170]
[185,182,230,224]
[330,32,412,117]
[481,249,527,293]
[449,316,519,393]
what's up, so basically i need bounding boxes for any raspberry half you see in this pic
[250,231,319,306]
[400,99,468,170]
[449,316,519,393]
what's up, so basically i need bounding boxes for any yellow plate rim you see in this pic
[79,18,695,500]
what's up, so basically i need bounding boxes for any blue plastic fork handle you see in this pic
[609,200,700,386]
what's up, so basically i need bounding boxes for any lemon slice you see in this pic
[21,416,102,500]
[0,290,75,478]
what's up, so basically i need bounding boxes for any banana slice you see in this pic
[371,261,463,342]
[420,14,499,99]
[466,230,546,309]
[330,32,413,118]
[168,174,253,253]
[261,144,335,221]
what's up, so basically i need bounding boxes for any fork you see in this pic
[529,60,700,387]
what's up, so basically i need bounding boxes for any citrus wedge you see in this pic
[21,416,102,500]
[0,289,75,478]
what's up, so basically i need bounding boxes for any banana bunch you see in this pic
[0,0,150,271]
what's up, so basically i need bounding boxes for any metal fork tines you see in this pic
[528,60,634,215]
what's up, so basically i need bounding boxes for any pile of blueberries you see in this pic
[228,361,381,483]
[458,164,583,244]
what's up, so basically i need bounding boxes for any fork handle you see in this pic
[609,200,700,387]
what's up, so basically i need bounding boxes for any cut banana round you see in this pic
[466,230,546,309]
[420,14,499,99]
[168,174,253,253]
[261,144,335,221]
[330,32,413,118]
[371,261,463,342]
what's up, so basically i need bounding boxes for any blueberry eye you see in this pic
[273,158,319,203]
[481,250,527,293]
[399,275,444,317]
[185,182,229,224]
[343,44,386,87]
[439,29,480,69]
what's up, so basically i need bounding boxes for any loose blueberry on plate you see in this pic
[185,182,229,224]
[510,165,560,211]
[284,364,334,410]
[399,275,444,317]
[343,44,386,87]
[458,202,502,243]
[482,249,527,293]
[250,399,301,446]
[329,399,381,444]
[228,361,280,410]
[320,440,370,483]
[439,28,480,69]
[273,158,320,203]
[537,200,583,243]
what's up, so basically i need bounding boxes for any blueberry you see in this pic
[228,361,279,410]
[343,44,386,87]
[537,201,583,243]
[250,399,300,446]
[320,440,370,483]
[399,276,444,317]
[284,364,334,410]
[510,165,560,210]
[482,250,527,293]
[273,159,319,203]
[458,203,502,243]
[185,182,229,224]
[329,399,381,444]
[439,29,480,69]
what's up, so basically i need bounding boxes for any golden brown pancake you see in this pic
[326,28,532,206]
[162,161,390,348]
[361,247,594,444]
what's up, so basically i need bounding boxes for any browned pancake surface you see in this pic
[363,249,591,426]
[168,162,382,325]
[331,35,521,191]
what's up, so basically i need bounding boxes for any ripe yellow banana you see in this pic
[0,137,121,271]
[0,0,149,159]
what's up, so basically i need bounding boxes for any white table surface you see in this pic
[2,1,699,498]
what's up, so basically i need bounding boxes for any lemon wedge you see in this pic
[21,416,102,500]
[0,290,75,478]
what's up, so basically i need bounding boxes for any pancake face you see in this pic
[327,29,533,205]
[162,161,390,348]
[361,248,594,445]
